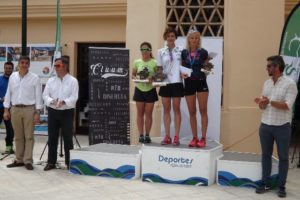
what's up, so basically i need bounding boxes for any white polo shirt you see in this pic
[156,45,183,84]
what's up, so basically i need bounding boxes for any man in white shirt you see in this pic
[254,55,298,198]
[3,56,43,170]
[43,56,79,171]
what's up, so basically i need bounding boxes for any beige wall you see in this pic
[0,17,126,75]
[0,0,127,75]
[222,0,285,152]
[126,0,286,151]
[0,0,287,152]
[126,0,166,144]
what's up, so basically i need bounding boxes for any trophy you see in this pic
[133,67,150,83]
[201,52,216,75]
[201,62,214,75]
[153,66,166,82]
[137,67,150,80]
[152,66,168,86]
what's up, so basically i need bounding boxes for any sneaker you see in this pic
[139,135,145,143]
[173,135,180,146]
[144,135,151,143]
[277,187,286,198]
[161,136,172,145]
[256,184,272,194]
[5,146,14,154]
[188,137,199,147]
[197,137,206,148]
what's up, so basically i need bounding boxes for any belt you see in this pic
[14,104,34,107]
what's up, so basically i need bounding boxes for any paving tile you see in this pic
[0,134,300,200]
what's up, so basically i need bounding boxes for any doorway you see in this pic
[76,42,126,135]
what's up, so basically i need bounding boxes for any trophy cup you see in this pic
[152,66,168,86]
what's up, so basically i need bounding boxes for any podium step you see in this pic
[70,143,141,179]
[142,137,223,186]
[217,151,279,188]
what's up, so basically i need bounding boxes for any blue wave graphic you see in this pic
[142,173,208,186]
[218,171,278,188]
[70,159,136,179]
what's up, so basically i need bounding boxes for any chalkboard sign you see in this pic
[88,47,130,145]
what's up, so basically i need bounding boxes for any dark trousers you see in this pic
[47,107,74,166]
[259,123,291,188]
[0,108,14,146]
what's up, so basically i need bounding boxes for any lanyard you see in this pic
[168,48,173,62]
[189,50,198,67]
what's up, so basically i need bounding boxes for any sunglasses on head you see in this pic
[140,48,151,52]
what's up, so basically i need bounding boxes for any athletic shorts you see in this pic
[133,87,158,103]
[184,78,209,96]
[159,82,184,98]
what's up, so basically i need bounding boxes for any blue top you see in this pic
[0,74,9,108]
[181,48,208,80]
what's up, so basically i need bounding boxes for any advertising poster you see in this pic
[88,47,130,145]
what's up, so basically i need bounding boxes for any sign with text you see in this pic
[88,47,130,145]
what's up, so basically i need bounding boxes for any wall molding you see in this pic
[0,2,127,19]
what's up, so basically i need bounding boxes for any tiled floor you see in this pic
[0,134,300,200]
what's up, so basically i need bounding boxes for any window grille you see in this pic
[166,0,224,36]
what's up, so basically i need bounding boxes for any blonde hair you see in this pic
[186,31,201,50]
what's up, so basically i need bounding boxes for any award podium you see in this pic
[217,151,279,188]
[142,137,223,186]
[70,143,141,180]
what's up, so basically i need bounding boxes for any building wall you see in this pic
[0,0,127,75]
[285,0,300,19]
[127,0,285,152]
[222,0,285,152]
[126,0,166,144]
[0,0,288,152]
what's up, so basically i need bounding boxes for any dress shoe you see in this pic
[25,163,34,170]
[44,164,56,171]
[7,160,25,168]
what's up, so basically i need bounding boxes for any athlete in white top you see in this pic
[156,27,184,146]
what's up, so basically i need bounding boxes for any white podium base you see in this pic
[132,79,149,83]
[142,137,223,186]
[152,82,168,87]
[217,151,279,188]
[70,143,141,179]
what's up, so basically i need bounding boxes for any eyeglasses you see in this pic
[54,64,63,68]
[140,48,151,52]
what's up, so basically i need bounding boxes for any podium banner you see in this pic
[88,47,130,145]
